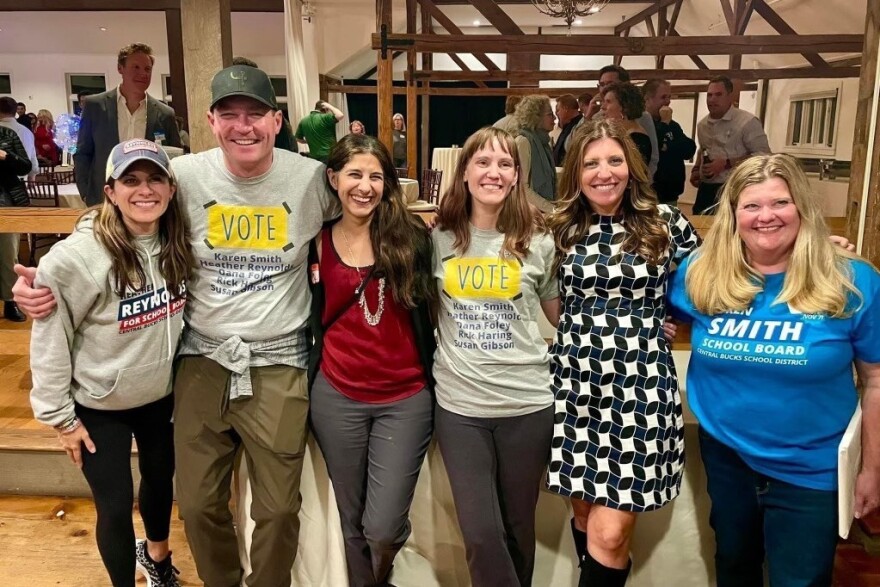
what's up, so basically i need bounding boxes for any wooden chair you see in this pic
[45,169,75,185]
[421,168,443,205]
[25,180,62,265]
[38,163,55,175]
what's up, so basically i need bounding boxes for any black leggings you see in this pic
[77,394,175,587]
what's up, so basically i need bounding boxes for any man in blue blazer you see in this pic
[75,43,181,206]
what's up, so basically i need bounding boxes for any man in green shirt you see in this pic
[294,100,343,163]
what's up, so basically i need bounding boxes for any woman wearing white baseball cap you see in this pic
[29,138,192,587]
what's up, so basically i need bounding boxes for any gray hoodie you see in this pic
[30,213,186,426]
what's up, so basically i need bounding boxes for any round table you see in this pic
[430,147,462,203]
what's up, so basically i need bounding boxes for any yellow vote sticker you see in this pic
[444,257,522,300]
[205,204,290,250]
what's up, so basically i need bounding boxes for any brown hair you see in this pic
[437,126,543,259]
[325,134,434,308]
[549,119,669,270]
[505,95,523,115]
[708,75,734,93]
[117,43,155,67]
[96,165,192,297]
[602,82,645,121]
[556,94,578,111]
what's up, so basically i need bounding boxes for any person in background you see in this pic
[35,109,61,167]
[16,102,32,131]
[586,65,659,178]
[308,134,435,587]
[0,97,39,178]
[75,43,181,206]
[576,93,593,119]
[552,93,582,167]
[348,120,366,135]
[690,76,770,215]
[29,139,190,587]
[600,82,652,168]
[391,113,407,168]
[643,79,696,206]
[512,94,556,214]
[76,91,91,116]
[493,95,523,134]
[433,126,559,587]
[669,153,880,586]
[296,100,344,163]
[0,122,32,323]
[547,120,700,587]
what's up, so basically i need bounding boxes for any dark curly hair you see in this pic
[602,82,645,121]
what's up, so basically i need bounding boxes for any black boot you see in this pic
[4,301,25,322]
[578,551,631,587]
[571,517,587,565]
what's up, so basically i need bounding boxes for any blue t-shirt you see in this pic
[668,256,880,490]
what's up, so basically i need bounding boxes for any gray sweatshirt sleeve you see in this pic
[29,246,102,426]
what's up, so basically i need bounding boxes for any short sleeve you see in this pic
[742,117,771,155]
[320,113,337,131]
[850,260,880,363]
[663,204,701,264]
[535,233,559,301]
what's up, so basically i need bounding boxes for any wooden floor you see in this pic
[0,495,197,586]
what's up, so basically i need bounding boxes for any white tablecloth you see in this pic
[400,178,419,203]
[430,147,462,203]
[234,359,717,586]
[56,183,86,209]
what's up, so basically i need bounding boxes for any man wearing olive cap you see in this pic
[170,64,339,586]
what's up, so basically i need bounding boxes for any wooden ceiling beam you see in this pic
[431,0,648,3]
[735,0,756,35]
[753,0,829,67]
[375,33,863,55]
[720,0,737,35]
[469,0,523,34]
[668,0,683,32]
[615,0,679,34]
[415,0,501,71]
[326,82,758,96]
[410,66,860,82]
[668,28,710,69]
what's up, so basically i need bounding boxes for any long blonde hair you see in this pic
[436,126,543,259]
[37,109,54,130]
[548,119,669,271]
[94,172,192,298]
[686,153,860,317]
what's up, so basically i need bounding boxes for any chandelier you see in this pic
[531,0,611,32]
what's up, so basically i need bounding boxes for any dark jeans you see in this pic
[310,373,433,587]
[693,182,723,215]
[699,428,838,587]
[77,394,175,587]
[435,404,554,587]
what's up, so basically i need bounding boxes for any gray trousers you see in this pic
[435,404,554,587]
[0,232,19,300]
[310,373,433,587]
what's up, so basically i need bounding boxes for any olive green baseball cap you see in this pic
[210,64,277,110]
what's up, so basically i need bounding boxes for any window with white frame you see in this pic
[0,74,11,96]
[785,88,838,154]
[270,76,289,121]
[67,74,107,114]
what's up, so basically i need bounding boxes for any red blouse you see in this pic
[34,125,59,165]
[319,227,426,403]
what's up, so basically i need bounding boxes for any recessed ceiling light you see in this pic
[473,20,481,26]
[99,27,107,31]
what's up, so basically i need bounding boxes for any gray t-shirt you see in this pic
[171,148,339,342]
[432,226,558,418]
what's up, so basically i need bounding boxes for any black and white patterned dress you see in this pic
[547,205,700,512]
